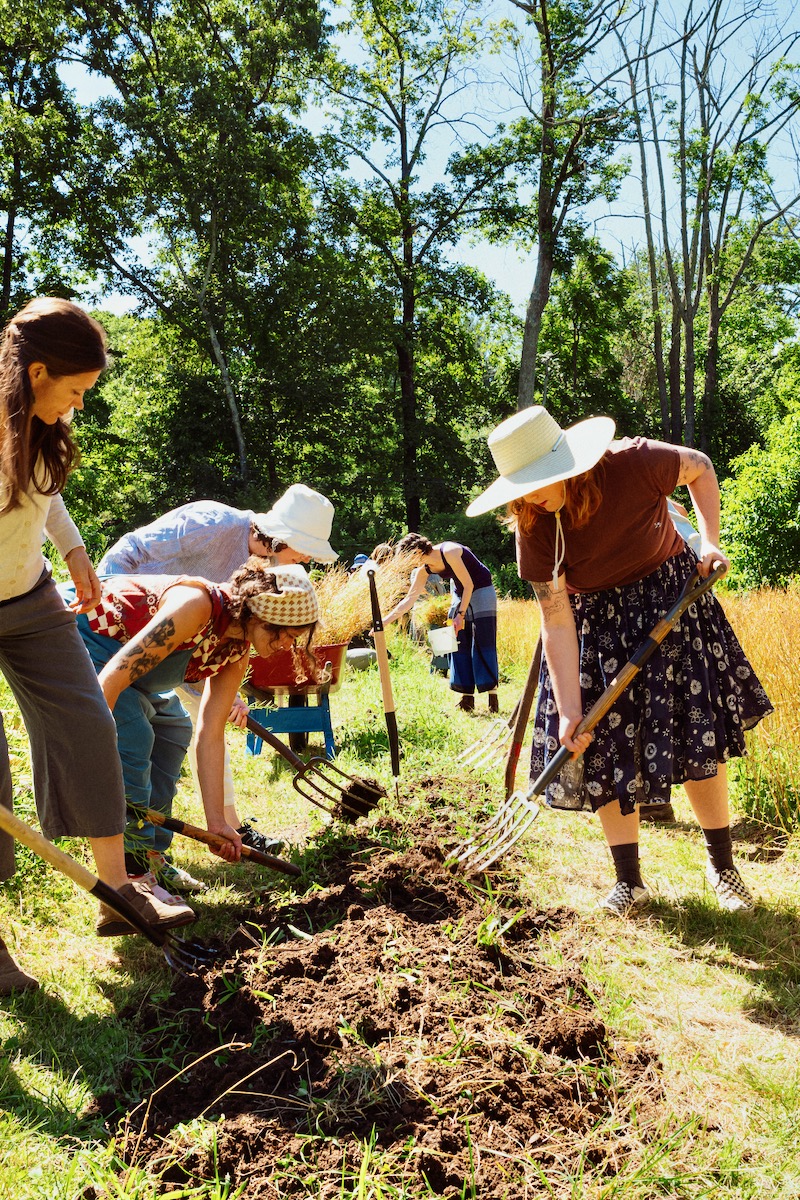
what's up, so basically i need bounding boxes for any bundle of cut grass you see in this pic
[413,592,452,630]
[313,558,413,645]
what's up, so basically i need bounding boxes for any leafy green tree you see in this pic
[620,0,800,450]
[536,241,649,433]
[0,0,82,317]
[489,0,634,408]
[315,0,514,530]
[720,399,800,589]
[67,0,327,483]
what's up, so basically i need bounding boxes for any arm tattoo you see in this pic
[532,580,570,616]
[678,449,711,485]
[115,617,178,684]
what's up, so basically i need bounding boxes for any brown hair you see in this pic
[395,532,434,557]
[249,522,289,556]
[370,541,394,564]
[0,297,108,513]
[504,458,608,537]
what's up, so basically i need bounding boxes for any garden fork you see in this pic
[447,565,726,875]
[458,638,541,771]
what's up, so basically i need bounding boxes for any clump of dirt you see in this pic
[100,801,663,1198]
[334,774,386,820]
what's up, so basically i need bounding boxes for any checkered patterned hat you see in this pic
[248,565,319,626]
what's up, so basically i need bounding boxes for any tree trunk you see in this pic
[700,306,721,455]
[397,292,420,531]
[202,309,250,483]
[1,203,15,324]
[668,317,682,444]
[517,243,554,410]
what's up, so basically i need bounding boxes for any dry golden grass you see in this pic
[413,593,452,630]
[313,560,412,644]
[720,584,800,747]
[496,596,540,671]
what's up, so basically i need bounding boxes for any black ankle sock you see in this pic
[702,826,734,873]
[610,843,643,889]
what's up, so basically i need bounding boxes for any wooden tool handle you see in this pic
[504,633,542,799]
[368,570,401,778]
[575,565,726,739]
[528,565,727,801]
[0,805,165,946]
[140,808,302,877]
[0,804,98,891]
[245,713,306,770]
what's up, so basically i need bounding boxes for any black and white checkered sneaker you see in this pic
[706,864,754,911]
[237,821,284,857]
[599,881,649,918]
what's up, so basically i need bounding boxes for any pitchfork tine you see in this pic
[447,789,540,874]
[163,936,222,976]
[458,720,513,768]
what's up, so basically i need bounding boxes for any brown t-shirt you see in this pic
[517,437,684,593]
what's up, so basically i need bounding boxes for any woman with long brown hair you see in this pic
[0,299,194,995]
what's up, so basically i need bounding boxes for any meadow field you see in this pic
[1,585,799,1198]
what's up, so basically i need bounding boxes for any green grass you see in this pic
[2,625,800,1197]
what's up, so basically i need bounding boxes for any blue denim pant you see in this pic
[448,583,499,695]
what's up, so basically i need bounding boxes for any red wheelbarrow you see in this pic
[244,643,348,759]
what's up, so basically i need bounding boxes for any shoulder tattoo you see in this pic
[678,449,711,484]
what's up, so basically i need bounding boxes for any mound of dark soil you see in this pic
[97,803,663,1198]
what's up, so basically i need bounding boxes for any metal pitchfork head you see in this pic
[457,708,517,770]
[446,786,541,874]
[0,803,221,977]
[245,715,386,822]
[291,755,386,820]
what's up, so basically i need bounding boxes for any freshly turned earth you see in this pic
[92,785,663,1198]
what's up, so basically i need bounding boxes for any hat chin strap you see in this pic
[552,484,566,591]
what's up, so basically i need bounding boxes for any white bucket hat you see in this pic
[254,484,338,562]
[466,406,616,517]
[248,565,320,626]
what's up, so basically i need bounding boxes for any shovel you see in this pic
[128,807,302,877]
[0,806,218,975]
[245,714,386,819]
[448,565,727,874]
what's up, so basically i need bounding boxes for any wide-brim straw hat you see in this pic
[466,406,616,517]
[255,484,338,562]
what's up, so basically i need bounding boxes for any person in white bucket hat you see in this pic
[95,485,337,880]
[469,406,772,917]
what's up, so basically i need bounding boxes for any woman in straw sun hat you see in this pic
[60,560,320,913]
[96,485,336,871]
[468,406,772,917]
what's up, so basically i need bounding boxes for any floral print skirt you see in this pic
[529,548,773,814]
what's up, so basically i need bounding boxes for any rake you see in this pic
[128,807,302,877]
[0,806,218,975]
[447,565,726,875]
[245,714,386,820]
[458,637,542,772]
